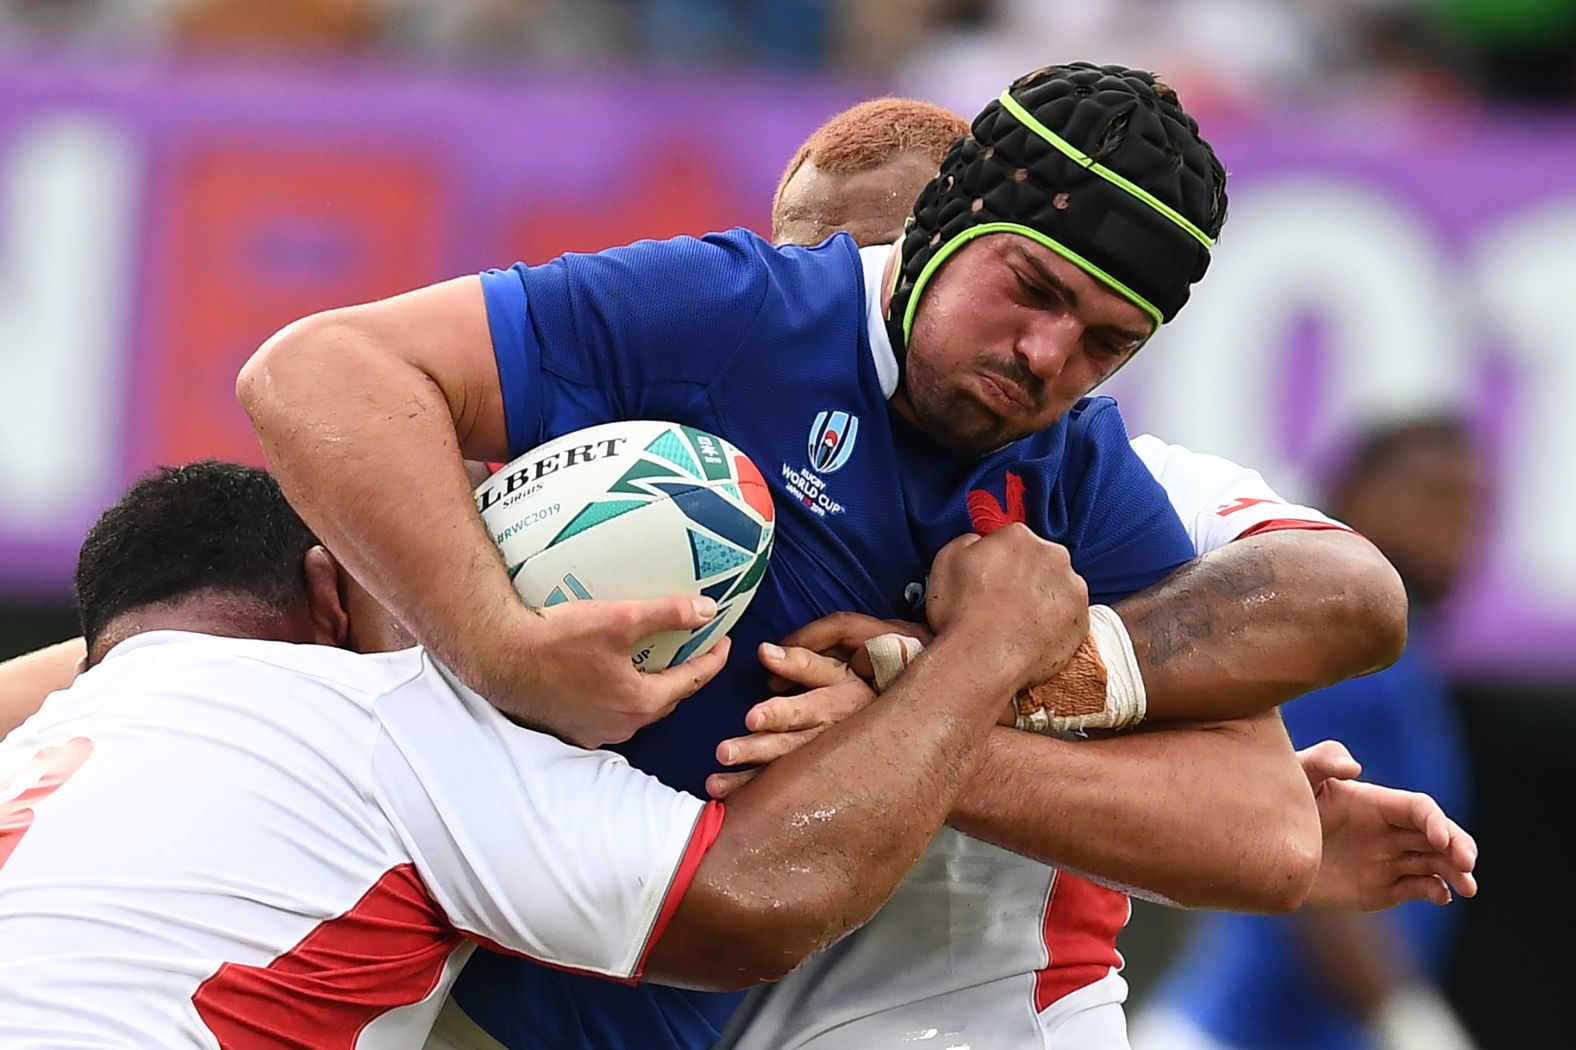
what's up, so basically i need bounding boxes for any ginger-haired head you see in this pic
[771,97,969,247]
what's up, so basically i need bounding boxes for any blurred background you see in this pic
[0,0,1571,1044]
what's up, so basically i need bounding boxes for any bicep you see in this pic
[483,233,774,454]
[295,275,510,460]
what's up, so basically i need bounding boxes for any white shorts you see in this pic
[1035,974,1132,1050]
[427,974,1136,1050]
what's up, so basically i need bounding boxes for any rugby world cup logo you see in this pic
[808,411,859,474]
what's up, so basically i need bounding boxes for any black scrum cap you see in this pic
[887,63,1227,353]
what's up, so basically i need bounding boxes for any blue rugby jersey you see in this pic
[451,229,1195,1050]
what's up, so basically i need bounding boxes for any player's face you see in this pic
[1346,439,1482,607]
[773,153,939,248]
[899,234,1155,454]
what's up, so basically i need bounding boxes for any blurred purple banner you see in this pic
[0,57,1572,674]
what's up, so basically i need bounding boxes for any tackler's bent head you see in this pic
[74,461,413,666]
[889,62,1228,348]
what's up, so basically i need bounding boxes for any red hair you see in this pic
[772,98,970,215]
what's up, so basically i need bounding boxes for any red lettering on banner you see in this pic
[0,738,93,873]
[502,147,751,259]
[144,145,442,466]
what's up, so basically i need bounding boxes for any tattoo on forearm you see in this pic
[1134,546,1279,669]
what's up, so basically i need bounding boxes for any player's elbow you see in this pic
[237,311,349,424]
[1332,536,1408,674]
[1243,777,1322,914]
[1277,530,1408,680]
[712,890,854,988]
[651,873,861,990]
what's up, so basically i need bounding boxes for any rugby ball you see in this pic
[474,421,776,671]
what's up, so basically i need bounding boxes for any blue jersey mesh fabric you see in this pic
[462,228,1194,1050]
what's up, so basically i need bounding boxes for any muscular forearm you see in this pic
[238,279,516,692]
[0,638,84,739]
[648,632,1020,989]
[947,711,1321,912]
[0,636,84,734]
[1117,530,1406,723]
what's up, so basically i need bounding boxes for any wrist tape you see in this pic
[1015,605,1146,733]
[862,606,1145,735]
[865,633,926,694]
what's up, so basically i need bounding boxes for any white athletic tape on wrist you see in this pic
[865,633,926,694]
[1015,706,1051,734]
[1013,605,1146,734]
[1082,604,1146,731]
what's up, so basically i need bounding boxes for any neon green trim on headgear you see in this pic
[897,222,1165,343]
[998,90,1215,251]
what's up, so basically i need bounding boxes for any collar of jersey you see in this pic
[861,241,901,399]
[98,629,223,664]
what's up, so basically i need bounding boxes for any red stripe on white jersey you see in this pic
[636,799,725,977]
[465,799,726,986]
[192,863,463,1048]
[1032,873,1130,1013]
[1237,518,1354,538]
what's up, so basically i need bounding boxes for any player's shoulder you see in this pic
[675,226,863,288]
[700,226,863,291]
[89,631,429,705]
[1064,395,1128,435]
[999,396,1127,466]
[569,226,857,276]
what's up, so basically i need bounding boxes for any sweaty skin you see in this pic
[775,152,1407,723]
[238,98,1397,914]
[751,151,1414,910]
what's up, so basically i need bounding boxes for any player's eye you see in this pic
[1014,272,1059,307]
[1091,335,1138,362]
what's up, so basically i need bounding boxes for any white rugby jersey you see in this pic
[0,631,719,1049]
[1130,433,1347,553]
[713,401,1350,1049]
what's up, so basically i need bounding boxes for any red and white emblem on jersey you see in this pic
[807,411,859,475]
[968,471,1027,535]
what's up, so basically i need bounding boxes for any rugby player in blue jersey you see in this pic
[701,96,1481,1050]
[757,95,1475,917]
[241,64,1437,1050]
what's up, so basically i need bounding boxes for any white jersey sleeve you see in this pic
[1130,434,1349,556]
[369,659,721,982]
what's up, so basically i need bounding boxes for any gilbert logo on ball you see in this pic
[475,421,775,671]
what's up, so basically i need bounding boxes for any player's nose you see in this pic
[1016,314,1078,382]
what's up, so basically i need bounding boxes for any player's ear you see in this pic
[302,545,351,648]
[340,572,416,655]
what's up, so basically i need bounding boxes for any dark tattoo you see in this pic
[1134,545,1279,669]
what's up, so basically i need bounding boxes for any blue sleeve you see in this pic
[480,228,777,455]
[1280,671,1412,790]
[1061,397,1196,604]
